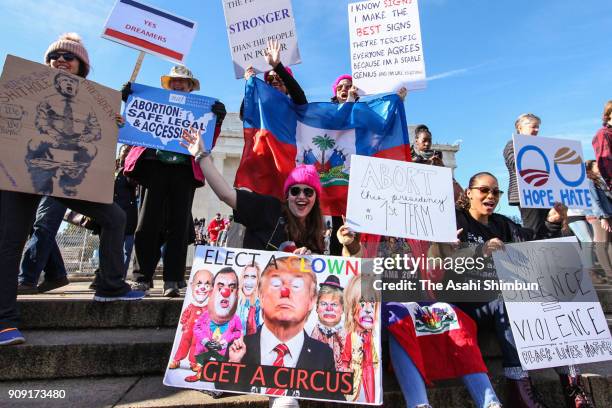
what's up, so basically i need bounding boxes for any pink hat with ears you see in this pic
[283,165,322,198]
[264,66,293,82]
[332,74,353,94]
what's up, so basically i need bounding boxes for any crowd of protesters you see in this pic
[0,30,610,408]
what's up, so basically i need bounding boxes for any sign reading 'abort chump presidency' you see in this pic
[346,155,456,242]
[493,238,612,370]
[102,0,197,64]
[348,0,427,95]
[222,0,301,79]
[513,134,593,209]
[0,55,120,204]
[163,246,383,405]
[119,83,217,153]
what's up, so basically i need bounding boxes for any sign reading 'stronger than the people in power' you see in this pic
[513,134,593,209]
[222,0,301,79]
[348,0,427,95]
[102,0,197,64]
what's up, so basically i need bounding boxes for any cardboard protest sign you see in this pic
[346,155,456,242]
[222,0,301,79]
[514,134,593,209]
[119,83,217,153]
[348,0,426,95]
[0,55,120,204]
[493,237,612,370]
[102,0,197,64]
[163,246,382,405]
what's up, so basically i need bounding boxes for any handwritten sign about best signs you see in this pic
[222,0,301,79]
[102,0,197,64]
[119,83,217,153]
[346,155,456,242]
[348,0,426,95]
[493,238,612,370]
[513,134,593,209]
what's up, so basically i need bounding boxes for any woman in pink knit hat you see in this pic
[180,130,324,255]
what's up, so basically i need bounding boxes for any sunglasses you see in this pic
[289,186,315,198]
[47,52,77,62]
[266,74,282,84]
[469,186,504,197]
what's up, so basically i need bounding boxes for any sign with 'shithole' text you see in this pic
[346,155,456,242]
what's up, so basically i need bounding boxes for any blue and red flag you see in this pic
[236,77,411,216]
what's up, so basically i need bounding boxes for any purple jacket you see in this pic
[193,311,243,356]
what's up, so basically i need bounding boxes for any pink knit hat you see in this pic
[44,33,90,77]
[264,66,294,83]
[332,74,352,94]
[283,165,322,198]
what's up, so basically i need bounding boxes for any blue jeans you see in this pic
[390,336,500,407]
[459,299,521,369]
[123,234,134,279]
[18,196,67,286]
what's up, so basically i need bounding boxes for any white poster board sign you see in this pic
[222,0,301,79]
[493,237,612,370]
[102,0,197,64]
[514,134,593,209]
[348,0,426,95]
[346,155,456,242]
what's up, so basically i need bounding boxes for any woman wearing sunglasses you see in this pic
[0,33,145,346]
[432,172,593,408]
[181,129,323,256]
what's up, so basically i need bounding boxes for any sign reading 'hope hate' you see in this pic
[513,134,593,209]
[102,0,197,64]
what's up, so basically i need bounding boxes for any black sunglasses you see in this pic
[469,186,504,197]
[47,52,77,62]
[266,74,282,83]
[289,186,315,198]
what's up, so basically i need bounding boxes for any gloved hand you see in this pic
[121,82,132,103]
[211,101,227,124]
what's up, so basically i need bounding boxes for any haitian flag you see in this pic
[236,77,411,215]
[384,302,488,384]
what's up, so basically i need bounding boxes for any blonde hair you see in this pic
[343,274,379,334]
[259,256,317,297]
[514,113,541,132]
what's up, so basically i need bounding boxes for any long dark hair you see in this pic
[586,160,605,189]
[456,172,498,210]
[282,198,324,254]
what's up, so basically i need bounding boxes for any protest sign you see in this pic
[514,134,593,209]
[222,0,301,79]
[348,0,426,95]
[119,83,217,153]
[345,155,456,242]
[0,55,120,203]
[102,0,197,64]
[163,246,382,405]
[493,237,612,370]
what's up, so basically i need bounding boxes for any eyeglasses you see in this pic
[469,186,504,197]
[47,52,77,62]
[289,186,315,198]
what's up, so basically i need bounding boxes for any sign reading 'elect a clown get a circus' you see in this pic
[513,134,593,209]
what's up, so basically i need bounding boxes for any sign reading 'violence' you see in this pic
[0,55,120,203]
[493,238,612,370]
[346,155,456,242]
[513,134,593,209]
[102,0,197,64]
[163,246,382,405]
[119,83,217,153]
[348,0,426,95]
[223,0,301,79]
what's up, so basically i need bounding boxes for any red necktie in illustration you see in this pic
[266,343,289,396]
[247,305,257,335]
[362,331,375,403]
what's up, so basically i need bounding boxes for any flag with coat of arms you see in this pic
[235,77,411,215]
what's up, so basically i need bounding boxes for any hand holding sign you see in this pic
[265,39,282,68]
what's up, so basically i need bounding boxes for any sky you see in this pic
[1,0,611,217]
